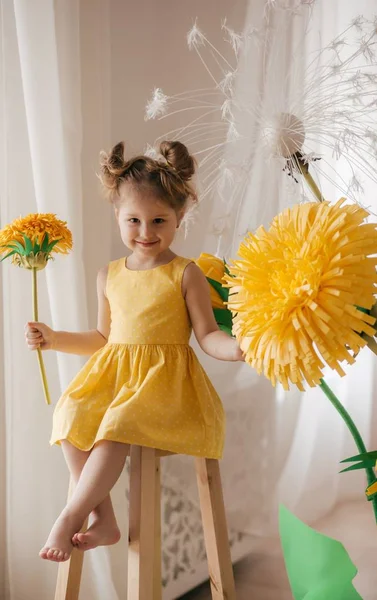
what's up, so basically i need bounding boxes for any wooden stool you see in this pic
[54,446,236,600]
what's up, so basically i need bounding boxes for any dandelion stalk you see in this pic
[320,378,377,523]
[293,152,326,203]
[32,267,51,405]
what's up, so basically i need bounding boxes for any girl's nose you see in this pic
[140,223,153,239]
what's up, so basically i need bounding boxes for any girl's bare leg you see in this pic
[40,440,129,562]
[59,440,123,552]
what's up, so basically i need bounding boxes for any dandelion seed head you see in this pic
[222,18,244,55]
[219,71,236,94]
[227,122,240,141]
[348,174,364,194]
[187,21,205,50]
[145,88,168,120]
[143,145,168,166]
[351,16,366,32]
[218,160,236,193]
[359,35,375,62]
[261,113,305,158]
[221,99,234,120]
[301,152,320,165]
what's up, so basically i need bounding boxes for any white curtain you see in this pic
[1,1,377,599]
[0,0,115,598]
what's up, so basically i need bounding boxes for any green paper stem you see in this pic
[32,267,51,405]
[320,378,377,523]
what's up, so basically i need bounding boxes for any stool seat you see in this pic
[55,446,236,600]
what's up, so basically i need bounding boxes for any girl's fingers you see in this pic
[28,342,41,350]
[26,331,42,339]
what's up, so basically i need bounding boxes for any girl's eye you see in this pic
[129,218,139,223]
[154,218,165,224]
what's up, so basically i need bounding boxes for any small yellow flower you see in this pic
[0,213,73,405]
[0,213,72,270]
[194,253,227,309]
[225,199,377,391]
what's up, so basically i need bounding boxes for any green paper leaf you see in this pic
[22,234,33,254]
[3,240,26,254]
[33,241,40,253]
[223,260,235,279]
[46,238,61,253]
[40,233,50,253]
[213,307,233,329]
[206,276,229,302]
[0,250,17,262]
[279,505,362,600]
[0,244,20,252]
[339,460,376,474]
[341,450,377,464]
[218,324,233,336]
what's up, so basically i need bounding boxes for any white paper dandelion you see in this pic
[145,10,377,236]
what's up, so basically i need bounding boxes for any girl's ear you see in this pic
[176,211,185,228]
[114,206,120,220]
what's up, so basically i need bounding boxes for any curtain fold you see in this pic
[1,1,98,597]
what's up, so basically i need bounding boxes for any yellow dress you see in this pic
[50,256,225,458]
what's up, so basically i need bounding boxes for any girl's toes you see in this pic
[39,547,48,559]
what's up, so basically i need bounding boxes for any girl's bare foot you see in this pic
[72,514,120,551]
[40,510,82,562]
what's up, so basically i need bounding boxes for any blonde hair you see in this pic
[99,140,197,212]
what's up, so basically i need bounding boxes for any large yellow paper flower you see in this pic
[225,199,377,391]
[194,253,227,309]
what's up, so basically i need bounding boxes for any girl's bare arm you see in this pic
[25,266,111,356]
[183,263,243,362]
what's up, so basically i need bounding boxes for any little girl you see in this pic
[25,140,243,563]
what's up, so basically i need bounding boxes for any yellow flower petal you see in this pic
[194,253,226,309]
[0,213,72,259]
[226,200,377,390]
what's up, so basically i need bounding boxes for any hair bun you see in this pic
[159,141,196,181]
[100,141,127,191]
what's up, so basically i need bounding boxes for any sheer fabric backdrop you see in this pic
[1,1,376,599]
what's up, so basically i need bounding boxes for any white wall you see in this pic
[108,0,248,259]
[80,0,248,324]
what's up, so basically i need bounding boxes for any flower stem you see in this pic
[319,378,377,523]
[302,168,326,203]
[32,267,51,405]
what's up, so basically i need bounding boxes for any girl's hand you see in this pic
[25,321,55,351]
[232,341,245,362]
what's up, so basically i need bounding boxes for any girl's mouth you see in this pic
[136,241,158,247]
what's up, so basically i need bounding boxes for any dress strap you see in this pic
[170,256,193,286]
[106,257,124,295]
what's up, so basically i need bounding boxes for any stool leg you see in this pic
[54,477,87,600]
[128,446,162,600]
[195,458,236,600]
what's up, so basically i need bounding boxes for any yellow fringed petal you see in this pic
[194,253,227,309]
[226,200,377,390]
[0,213,73,257]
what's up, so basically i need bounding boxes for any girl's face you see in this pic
[115,184,182,257]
